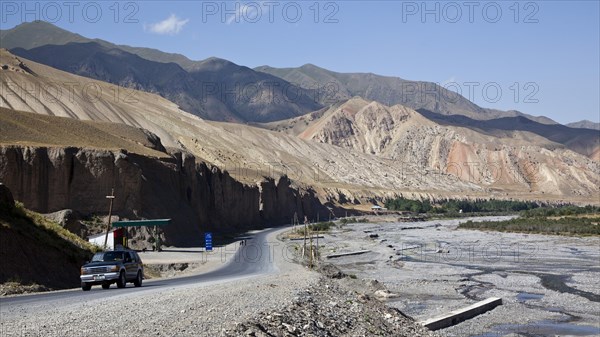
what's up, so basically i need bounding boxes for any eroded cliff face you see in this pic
[0,146,336,246]
[296,100,600,199]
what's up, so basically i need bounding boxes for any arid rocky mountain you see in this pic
[416,109,600,160]
[0,108,345,245]
[4,22,322,123]
[2,50,504,246]
[0,49,474,195]
[2,49,597,202]
[255,64,557,124]
[567,120,600,131]
[0,21,201,71]
[1,46,598,247]
[4,21,559,127]
[0,183,94,290]
[0,21,89,51]
[0,143,334,246]
[0,107,167,157]
[263,97,599,198]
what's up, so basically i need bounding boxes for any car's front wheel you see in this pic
[116,271,126,288]
[134,271,142,287]
[81,283,91,291]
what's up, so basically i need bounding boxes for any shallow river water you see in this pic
[321,216,600,336]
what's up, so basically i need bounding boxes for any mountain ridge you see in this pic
[3,21,561,126]
[566,120,600,131]
[1,49,484,198]
[255,64,558,125]
[3,21,323,123]
[261,97,599,197]
[9,42,322,122]
[1,21,202,70]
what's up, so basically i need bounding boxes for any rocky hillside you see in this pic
[0,184,95,291]
[264,97,599,198]
[4,21,557,126]
[0,49,480,199]
[416,109,600,160]
[0,21,201,71]
[1,48,597,249]
[567,120,600,131]
[0,107,167,157]
[0,145,335,246]
[4,22,322,123]
[0,110,342,246]
[255,64,557,124]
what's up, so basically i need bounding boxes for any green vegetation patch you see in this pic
[339,217,370,225]
[458,216,600,236]
[309,221,335,232]
[521,205,600,218]
[385,197,539,215]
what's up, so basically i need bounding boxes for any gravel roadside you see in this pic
[225,274,440,337]
[0,227,321,337]
[1,225,443,337]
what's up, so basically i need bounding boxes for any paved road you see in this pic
[0,227,280,310]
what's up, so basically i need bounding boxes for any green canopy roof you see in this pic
[112,219,171,227]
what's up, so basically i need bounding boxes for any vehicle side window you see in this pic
[125,252,132,262]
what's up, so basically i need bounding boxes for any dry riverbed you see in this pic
[318,216,600,337]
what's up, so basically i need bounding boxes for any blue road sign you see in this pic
[205,232,213,251]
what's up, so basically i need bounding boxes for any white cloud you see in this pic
[146,14,189,35]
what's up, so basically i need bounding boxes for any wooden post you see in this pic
[103,188,115,250]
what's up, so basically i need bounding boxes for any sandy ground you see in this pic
[318,216,600,337]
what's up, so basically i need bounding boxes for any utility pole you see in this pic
[303,216,308,260]
[103,188,115,250]
[315,229,319,267]
[293,211,298,234]
[309,226,313,269]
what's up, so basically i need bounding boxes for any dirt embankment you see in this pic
[0,184,95,293]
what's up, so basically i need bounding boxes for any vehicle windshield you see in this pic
[91,251,125,262]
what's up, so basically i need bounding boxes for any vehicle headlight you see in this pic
[80,268,88,275]
[106,266,119,272]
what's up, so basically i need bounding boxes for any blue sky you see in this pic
[1,1,598,124]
